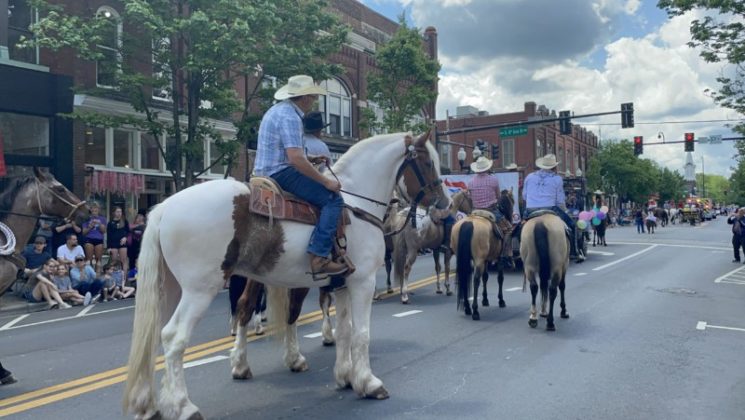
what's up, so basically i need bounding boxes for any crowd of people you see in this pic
[16,205,145,310]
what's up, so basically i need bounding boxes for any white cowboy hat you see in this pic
[535,154,559,170]
[504,163,518,170]
[470,156,493,173]
[593,190,604,195]
[274,75,326,100]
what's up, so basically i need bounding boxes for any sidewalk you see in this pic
[0,292,48,317]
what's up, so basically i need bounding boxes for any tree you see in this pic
[362,18,440,134]
[25,0,346,190]
[695,173,730,203]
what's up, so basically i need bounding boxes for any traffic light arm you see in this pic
[437,109,623,136]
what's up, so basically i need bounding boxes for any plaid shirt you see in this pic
[467,173,500,209]
[254,100,305,177]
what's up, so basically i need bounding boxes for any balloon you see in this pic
[596,211,606,220]
[589,210,597,218]
[600,205,609,213]
[576,220,588,230]
[592,217,601,226]
[579,211,592,221]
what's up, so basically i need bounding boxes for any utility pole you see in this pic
[701,156,706,198]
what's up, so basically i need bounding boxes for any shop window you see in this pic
[113,129,134,168]
[319,79,352,137]
[85,126,106,165]
[209,140,226,175]
[95,7,121,88]
[0,112,49,156]
[502,139,515,167]
[140,133,161,170]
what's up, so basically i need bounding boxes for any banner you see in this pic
[441,172,521,223]
[0,131,6,177]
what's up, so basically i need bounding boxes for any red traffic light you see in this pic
[685,133,694,141]
[634,136,642,144]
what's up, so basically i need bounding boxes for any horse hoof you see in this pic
[528,319,538,328]
[290,361,309,373]
[322,339,336,347]
[561,312,570,319]
[499,301,506,308]
[446,290,453,296]
[368,385,390,400]
[401,298,409,304]
[464,307,472,316]
[546,324,556,332]
[472,312,480,321]
[387,288,394,294]
[186,412,205,420]
[482,299,490,307]
[231,367,253,380]
[436,289,443,294]
[540,313,548,318]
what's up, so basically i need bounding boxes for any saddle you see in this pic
[471,209,505,240]
[524,209,559,220]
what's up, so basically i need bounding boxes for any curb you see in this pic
[0,295,48,318]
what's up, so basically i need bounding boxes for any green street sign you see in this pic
[499,126,528,137]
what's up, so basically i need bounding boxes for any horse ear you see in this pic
[33,167,48,181]
[414,129,432,147]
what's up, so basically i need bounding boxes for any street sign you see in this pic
[697,136,709,144]
[709,135,722,144]
[499,126,528,138]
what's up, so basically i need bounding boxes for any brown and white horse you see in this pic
[0,169,89,296]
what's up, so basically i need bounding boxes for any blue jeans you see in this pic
[74,279,104,296]
[271,167,344,257]
[636,219,645,233]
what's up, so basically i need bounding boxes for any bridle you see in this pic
[34,179,87,221]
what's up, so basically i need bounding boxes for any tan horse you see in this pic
[386,190,473,303]
[520,213,569,331]
[0,169,89,296]
[449,191,512,320]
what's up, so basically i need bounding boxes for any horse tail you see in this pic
[123,203,166,415]
[267,285,290,340]
[456,221,474,311]
[534,221,551,295]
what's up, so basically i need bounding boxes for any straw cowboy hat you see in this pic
[470,156,493,173]
[535,154,559,170]
[274,75,326,100]
[504,163,518,171]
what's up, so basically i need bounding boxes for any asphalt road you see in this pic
[1,216,744,419]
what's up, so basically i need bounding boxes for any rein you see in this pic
[36,179,87,221]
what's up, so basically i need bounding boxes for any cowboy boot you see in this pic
[310,255,349,280]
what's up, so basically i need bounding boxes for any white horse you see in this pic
[123,132,449,420]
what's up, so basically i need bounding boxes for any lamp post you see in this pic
[701,155,705,198]
[657,131,665,143]
[457,147,466,172]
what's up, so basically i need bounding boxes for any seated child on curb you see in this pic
[112,260,135,298]
[52,264,87,306]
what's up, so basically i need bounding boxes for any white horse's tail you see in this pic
[123,204,166,415]
[266,285,291,339]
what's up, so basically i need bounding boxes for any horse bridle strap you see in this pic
[35,179,87,221]
[345,205,385,233]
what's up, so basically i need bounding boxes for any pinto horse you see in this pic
[0,169,89,296]
[450,191,513,320]
[520,213,570,331]
[123,132,449,419]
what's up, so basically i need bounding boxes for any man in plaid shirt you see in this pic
[467,156,514,267]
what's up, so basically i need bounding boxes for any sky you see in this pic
[359,0,742,178]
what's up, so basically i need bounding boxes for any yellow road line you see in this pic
[0,275,439,416]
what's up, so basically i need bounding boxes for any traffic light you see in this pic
[559,110,571,135]
[634,136,643,156]
[475,139,485,153]
[621,102,634,128]
[684,132,695,152]
[491,144,499,159]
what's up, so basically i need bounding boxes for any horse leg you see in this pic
[481,269,489,307]
[497,268,506,308]
[546,278,559,331]
[559,274,569,319]
[159,289,217,420]
[528,274,538,328]
[348,276,388,399]
[333,287,353,389]
[444,249,453,296]
[384,248,393,294]
[433,250,443,294]
[230,280,262,380]
[400,251,415,304]
[320,288,335,346]
[471,265,481,320]
[285,288,310,372]
[593,230,596,246]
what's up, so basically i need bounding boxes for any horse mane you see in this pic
[498,189,513,218]
[0,177,35,221]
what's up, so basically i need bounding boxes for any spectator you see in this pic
[69,256,104,300]
[23,259,71,310]
[51,218,81,259]
[56,233,85,267]
[21,236,52,277]
[102,261,135,300]
[52,264,89,306]
[81,202,107,274]
[107,206,130,279]
[127,212,146,270]
[727,208,745,263]
[634,207,645,234]
[127,266,138,288]
[114,260,135,298]
[35,217,54,249]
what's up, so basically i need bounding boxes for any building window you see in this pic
[8,0,38,64]
[502,138,515,167]
[152,37,171,101]
[319,79,352,138]
[439,143,451,170]
[558,145,564,172]
[208,140,226,176]
[367,100,386,135]
[140,133,161,170]
[85,126,106,165]
[0,112,49,156]
[96,7,121,88]
[113,129,134,168]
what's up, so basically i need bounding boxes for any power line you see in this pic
[588,119,744,126]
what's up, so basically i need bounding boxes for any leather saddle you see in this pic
[470,209,504,240]
[248,177,350,227]
[524,209,559,220]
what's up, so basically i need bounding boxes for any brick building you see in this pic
[435,102,599,183]
[1,0,438,218]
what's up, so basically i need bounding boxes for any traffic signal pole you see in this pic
[638,136,745,146]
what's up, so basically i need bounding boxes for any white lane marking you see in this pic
[574,273,588,277]
[593,245,658,271]
[0,314,30,331]
[714,265,745,283]
[304,332,323,339]
[696,321,745,333]
[393,310,422,318]
[720,279,745,285]
[0,305,134,331]
[76,304,96,317]
[184,355,229,369]
[587,250,614,256]
[612,241,729,251]
[505,287,522,292]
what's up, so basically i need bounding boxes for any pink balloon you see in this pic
[579,211,592,221]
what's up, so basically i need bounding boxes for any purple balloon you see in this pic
[596,211,606,220]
